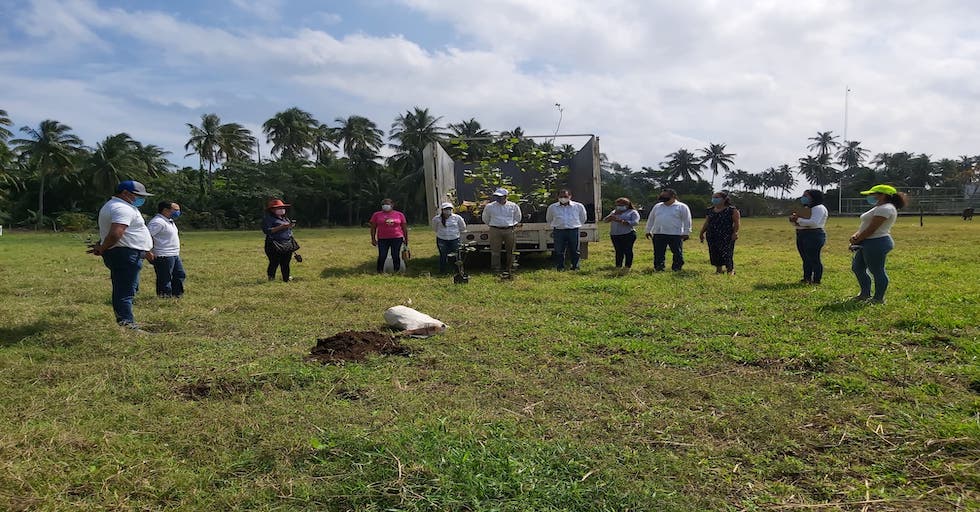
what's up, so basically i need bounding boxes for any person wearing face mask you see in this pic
[848,185,908,304]
[546,189,588,271]
[603,197,640,270]
[89,180,154,331]
[789,189,828,284]
[481,188,522,275]
[262,198,298,282]
[431,202,467,274]
[146,201,186,298]
[370,198,409,274]
[698,191,741,274]
[644,189,692,272]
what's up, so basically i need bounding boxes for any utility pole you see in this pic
[839,85,850,213]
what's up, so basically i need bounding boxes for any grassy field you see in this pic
[0,216,977,511]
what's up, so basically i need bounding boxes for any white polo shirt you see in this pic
[147,213,181,256]
[98,197,153,251]
[644,201,692,235]
[431,213,467,240]
[481,200,522,228]
[546,200,588,229]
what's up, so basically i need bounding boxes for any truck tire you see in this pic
[580,242,589,259]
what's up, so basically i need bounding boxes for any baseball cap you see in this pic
[116,180,153,196]
[492,188,509,196]
[860,184,898,196]
[440,202,454,209]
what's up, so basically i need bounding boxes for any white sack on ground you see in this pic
[383,255,407,273]
[383,305,446,337]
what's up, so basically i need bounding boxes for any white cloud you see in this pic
[229,0,283,21]
[3,0,979,194]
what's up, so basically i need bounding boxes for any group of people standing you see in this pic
[90,179,908,331]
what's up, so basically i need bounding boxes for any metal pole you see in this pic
[839,85,849,213]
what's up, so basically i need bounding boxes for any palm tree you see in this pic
[699,143,735,190]
[807,131,840,158]
[11,120,85,229]
[185,113,222,194]
[217,123,257,164]
[262,107,319,161]
[448,118,492,161]
[760,167,778,198]
[389,107,448,219]
[311,123,338,164]
[722,169,746,190]
[798,154,839,191]
[133,143,174,178]
[333,115,384,224]
[773,164,796,198]
[835,140,869,170]
[0,109,12,142]
[83,133,143,194]
[660,149,705,183]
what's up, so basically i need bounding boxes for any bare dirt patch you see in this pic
[307,330,412,364]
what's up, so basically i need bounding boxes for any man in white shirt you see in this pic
[545,189,588,271]
[481,187,522,275]
[644,188,692,271]
[147,201,185,298]
[89,180,154,329]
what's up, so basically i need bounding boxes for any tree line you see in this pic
[1,107,977,231]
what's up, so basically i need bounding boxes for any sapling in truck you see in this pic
[422,134,601,265]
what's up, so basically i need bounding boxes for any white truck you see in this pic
[422,134,601,259]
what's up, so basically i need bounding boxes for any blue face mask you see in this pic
[799,196,811,206]
[866,195,879,205]
[170,210,181,219]
[615,205,627,212]
[132,197,146,208]
[711,197,722,205]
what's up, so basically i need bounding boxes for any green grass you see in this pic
[0,217,977,511]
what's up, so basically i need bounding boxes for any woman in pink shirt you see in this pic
[369,198,409,273]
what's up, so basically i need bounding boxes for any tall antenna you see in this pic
[551,103,564,143]
[839,85,850,213]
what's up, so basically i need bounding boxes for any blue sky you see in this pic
[2,0,978,192]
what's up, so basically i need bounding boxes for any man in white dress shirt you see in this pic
[481,187,522,275]
[545,189,588,271]
[89,180,154,329]
[147,200,186,298]
[644,188,692,271]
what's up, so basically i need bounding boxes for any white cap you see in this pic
[492,188,509,196]
[440,202,454,209]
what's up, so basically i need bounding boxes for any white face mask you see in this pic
[558,197,570,204]
[381,204,393,212]
[273,208,286,216]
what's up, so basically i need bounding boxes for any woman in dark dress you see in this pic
[262,198,297,282]
[698,191,741,274]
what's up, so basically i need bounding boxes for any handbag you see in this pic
[271,236,300,254]
[401,244,411,261]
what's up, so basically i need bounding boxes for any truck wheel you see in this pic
[580,242,589,259]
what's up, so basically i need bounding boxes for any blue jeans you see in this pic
[377,237,403,273]
[852,235,894,300]
[795,229,826,283]
[102,247,144,325]
[152,255,186,297]
[652,234,684,270]
[610,231,636,268]
[553,228,581,270]
[436,238,460,274]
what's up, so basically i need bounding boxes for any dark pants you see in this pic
[852,235,894,300]
[436,237,460,274]
[265,241,292,281]
[652,234,684,271]
[102,247,144,325]
[377,237,404,273]
[706,236,735,270]
[795,229,826,283]
[152,255,186,297]
[553,228,581,270]
[610,231,636,268]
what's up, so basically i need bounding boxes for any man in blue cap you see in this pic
[89,180,154,330]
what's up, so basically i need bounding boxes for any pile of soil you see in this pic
[307,330,412,364]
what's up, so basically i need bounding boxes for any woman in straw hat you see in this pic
[262,198,298,282]
[849,184,908,304]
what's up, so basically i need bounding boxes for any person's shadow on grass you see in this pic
[816,299,870,313]
[0,320,53,348]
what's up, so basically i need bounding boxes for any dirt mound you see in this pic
[307,330,412,363]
